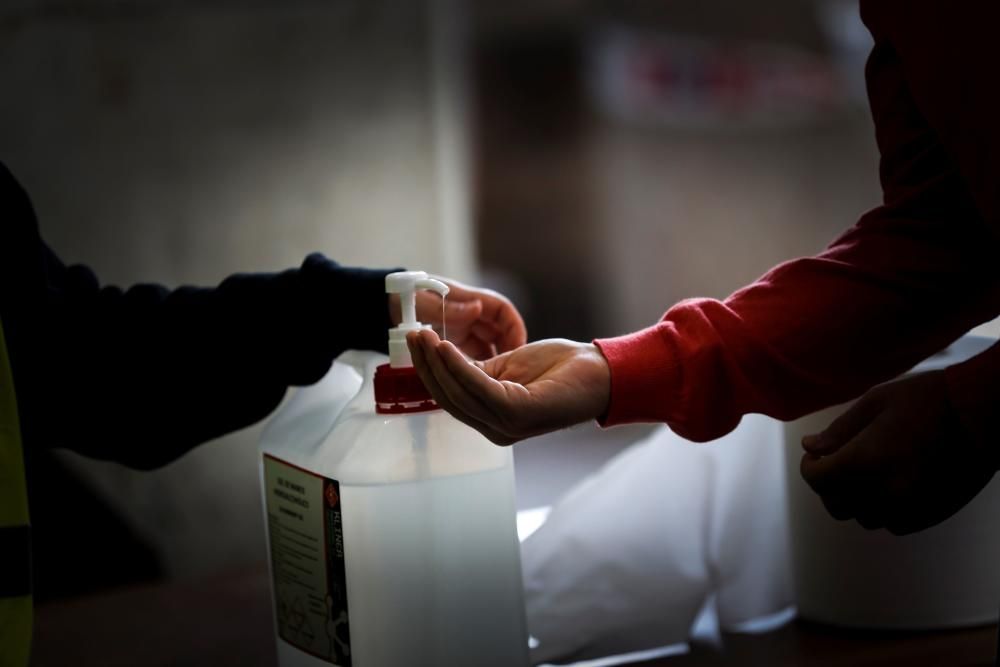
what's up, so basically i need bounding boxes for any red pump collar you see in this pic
[373,364,438,414]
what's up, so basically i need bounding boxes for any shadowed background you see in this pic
[2,0,996,602]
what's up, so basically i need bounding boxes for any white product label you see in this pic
[264,454,351,665]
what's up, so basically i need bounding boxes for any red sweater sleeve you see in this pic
[595,3,1000,443]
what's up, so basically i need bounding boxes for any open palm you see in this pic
[408,331,610,445]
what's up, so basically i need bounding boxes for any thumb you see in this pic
[802,392,883,456]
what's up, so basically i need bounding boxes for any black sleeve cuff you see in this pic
[299,252,401,355]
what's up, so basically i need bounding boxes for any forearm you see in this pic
[596,209,1000,442]
[19,251,395,468]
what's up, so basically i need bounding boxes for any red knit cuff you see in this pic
[944,341,1000,469]
[593,324,681,427]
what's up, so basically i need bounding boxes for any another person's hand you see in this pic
[800,371,996,535]
[407,332,611,445]
[391,277,526,360]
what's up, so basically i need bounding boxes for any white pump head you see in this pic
[386,271,449,368]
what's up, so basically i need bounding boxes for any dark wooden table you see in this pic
[32,564,998,666]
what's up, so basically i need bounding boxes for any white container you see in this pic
[783,335,1000,629]
[259,272,529,667]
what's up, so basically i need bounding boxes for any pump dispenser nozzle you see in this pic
[386,271,449,368]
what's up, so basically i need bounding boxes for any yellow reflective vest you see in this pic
[0,319,31,667]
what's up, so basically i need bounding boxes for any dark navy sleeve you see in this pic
[0,162,398,469]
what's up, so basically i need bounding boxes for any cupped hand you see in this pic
[390,277,526,360]
[800,370,996,535]
[407,331,611,445]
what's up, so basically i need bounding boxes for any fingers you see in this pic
[414,291,480,328]
[418,282,526,354]
[471,322,498,345]
[436,339,520,417]
[492,302,527,352]
[453,283,525,352]
[800,445,857,498]
[800,413,891,502]
[856,512,886,531]
[802,392,884,456]
[799,397,896,531]
[419,334,500,427]
[798,374,988,536]
[451,322,498,360]
[466,299,524,353]
[818,492,856,522]
[805,454,890,530]
[455,336,495,361]
[407,330,516,445]
[442,298,484,327]
[411,338,514,446]
[439,302,491,357]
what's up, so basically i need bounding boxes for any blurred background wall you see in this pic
[3,0,996,598]
[474,0,878,340]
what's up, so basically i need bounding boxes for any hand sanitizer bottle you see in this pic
[259,271,530,667]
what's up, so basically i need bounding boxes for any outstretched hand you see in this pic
[800,370,995,535]
[391,277,526,360]
[407,331,611,445]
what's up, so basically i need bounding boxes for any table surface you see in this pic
[32,564,998,667]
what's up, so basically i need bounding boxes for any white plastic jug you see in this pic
[259,272,529,667]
